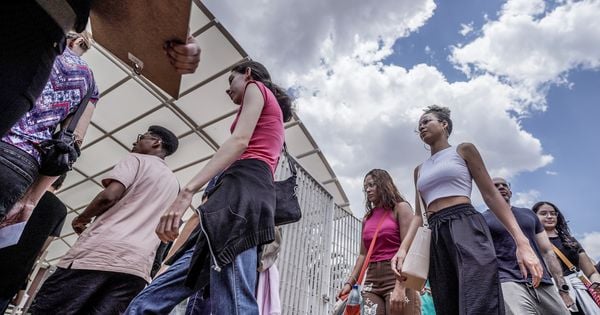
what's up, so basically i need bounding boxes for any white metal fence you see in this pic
[276,158,361,314]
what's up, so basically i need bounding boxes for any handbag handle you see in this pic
[356,211,390,284]
[282,142,297,176]
[552,245,577,272]
[64,83,95,135]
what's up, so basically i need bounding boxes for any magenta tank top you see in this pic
[362,207,401,262]
[230,81,284,176]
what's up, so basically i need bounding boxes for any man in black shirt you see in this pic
[483,177,572,314]
[0,174,68,313]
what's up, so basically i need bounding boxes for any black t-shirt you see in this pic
[0,192,66,298]
[483,207,553,285]
[550,236,584,276]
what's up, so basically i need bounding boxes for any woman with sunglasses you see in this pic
[391,105,542,314]
[533,201,600,314]
[152,60,292,314]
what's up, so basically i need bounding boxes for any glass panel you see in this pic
[190,3,211,33]
[91,80,163,132]
[56,180,101,210]
[180,27,244,91]
[81,48,129,93]
[77,138,128,176]
[175,73,237,127]
[167,133,215,170]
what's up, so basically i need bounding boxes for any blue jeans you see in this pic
[125,248,207,314]
[209,246,259,314]
[125,246,258,314]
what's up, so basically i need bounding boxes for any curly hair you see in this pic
[423,104,453,136]
[363,169,406,219]
[532,201,581,251]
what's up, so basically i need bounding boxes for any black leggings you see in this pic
[428,203,505,315]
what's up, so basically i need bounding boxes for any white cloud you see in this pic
[451,0,600,88]
[545,170,558,176]
[459,22,474,36]
[580,232,600,262]
[205,0,437,75]
[291,58,552,214]
[511,189,541,208]
[202,0,558,215]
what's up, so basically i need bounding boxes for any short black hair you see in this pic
[51,173,67,190]
[148,125,179,156]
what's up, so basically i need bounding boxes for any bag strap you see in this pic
[416,166,429,229]
[282,142,297,176]
[356,211,390,284]
[65,83,95,134]
[552,245,577,272]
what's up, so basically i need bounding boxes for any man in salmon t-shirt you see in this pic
[30,126,180,315]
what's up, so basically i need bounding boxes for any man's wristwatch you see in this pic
[559,284,570,293]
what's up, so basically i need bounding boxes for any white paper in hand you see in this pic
[0,222,26,249]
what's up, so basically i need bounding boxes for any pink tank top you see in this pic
[362,207,401,262]
[230,81,284,176]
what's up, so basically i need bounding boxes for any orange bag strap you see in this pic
[356,211,390,284]
[552,245,577,272]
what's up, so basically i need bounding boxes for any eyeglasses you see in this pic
[537,211,558,217]
[78,39,89,51]
[363,182,376,191]
[494,182,511,189]
[137,134,161,142]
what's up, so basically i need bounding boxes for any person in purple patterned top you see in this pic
[0,31,98,224]
[2,32,100,164]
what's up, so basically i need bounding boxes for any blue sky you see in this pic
[384,0,600,239]
[209,0,600,258]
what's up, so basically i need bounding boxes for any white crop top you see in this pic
[416,146,473,207]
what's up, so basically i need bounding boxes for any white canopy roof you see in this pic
[47,1,351,264]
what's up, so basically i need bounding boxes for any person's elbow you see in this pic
[230,135,250,152]
[97,190,121,208]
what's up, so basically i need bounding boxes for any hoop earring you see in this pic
[423,143,430,151]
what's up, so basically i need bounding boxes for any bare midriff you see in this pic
[425,196,471,215]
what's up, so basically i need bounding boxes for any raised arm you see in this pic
[156,83,265,241]
[458,142,543,286]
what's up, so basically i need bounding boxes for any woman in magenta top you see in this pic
[338,169,421,314]
[154,60,292,314]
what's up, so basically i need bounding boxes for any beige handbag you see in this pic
[402,197,431,290]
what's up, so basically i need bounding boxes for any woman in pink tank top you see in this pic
[337,169,421,314]
[152,60,292,314]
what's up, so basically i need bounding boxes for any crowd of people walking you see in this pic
[1,2,599,315]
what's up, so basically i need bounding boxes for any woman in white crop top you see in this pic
[391,105,543,315]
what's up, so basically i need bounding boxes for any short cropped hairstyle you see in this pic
[148,125,179,156]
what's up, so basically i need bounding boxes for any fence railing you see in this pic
[275,157,361,314]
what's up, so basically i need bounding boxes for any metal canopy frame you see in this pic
[47,0,351,265]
